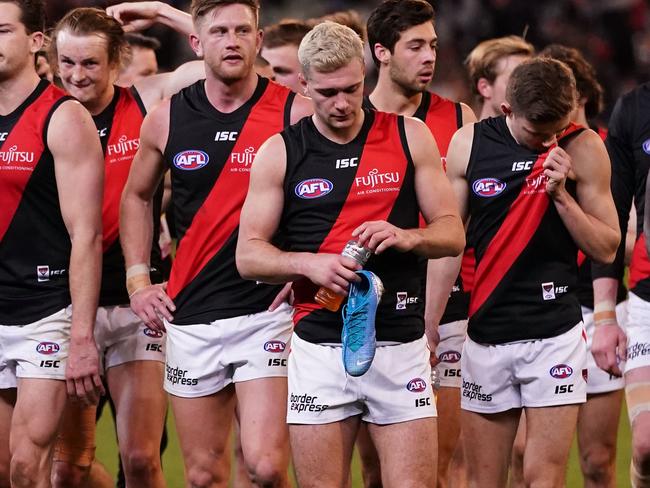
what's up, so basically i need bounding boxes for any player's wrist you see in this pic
[126,263,152,297]
[593,299,617,326]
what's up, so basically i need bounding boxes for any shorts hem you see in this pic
[165,382,232,398]
[233,371,288,383]
[105,356,165,370]
[287,411,362,425]
[363,411,437,425]
[16,373,66,382]
[461,402,521,414]
[523,397,585,408]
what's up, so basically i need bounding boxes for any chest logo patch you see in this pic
[642,139,650,155]
[295,178,333,199]
[472,177,506,198]
[173,150,209,171]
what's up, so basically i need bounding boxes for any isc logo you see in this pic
[550,364,573,379]
[267,358,288,367]
[143,328,164,338]
[554,384,574,394]
[36,342,60,355]
[146,344,163,352]
[214,131,238,141]
[444,369,461,377]
[472,178,506,198]
[173,150,209,170]
[439,351,461,363]
[335,157,358,169]
[415,397,431,407]
[407,378,427,393]
[0,132,7,141]
[39,360,60,368]
[295,178,333,199]
[511,161,533,171]
[264,341,286,353]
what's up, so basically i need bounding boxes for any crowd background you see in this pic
[45,0,650,125]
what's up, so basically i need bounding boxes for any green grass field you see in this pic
[96,403,633,487]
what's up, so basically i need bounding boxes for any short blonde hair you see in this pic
[298,21,364,78]
[465,35,534,99]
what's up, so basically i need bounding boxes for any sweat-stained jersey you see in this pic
[93,86,163,306]
[0,80,73,325]
[363,92,468,323]
[466,116,584,344]
[281,109,423,344]
[593,83,650,302]
[164,77,295,324]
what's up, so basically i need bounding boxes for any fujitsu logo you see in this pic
[107,135,139,157]
[230,146,256,167]
[524,173,547,195]
[0,145,34,164]
[355,168,400,189]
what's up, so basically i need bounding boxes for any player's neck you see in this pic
[478,102,502,121]
[572,107,588,128]
[370,75,422,117]
[204,70,258,114]
[313,109,365,145]
[84,84,116,116]
[0,67,41,116]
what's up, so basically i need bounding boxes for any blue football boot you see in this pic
[341,270,384,376]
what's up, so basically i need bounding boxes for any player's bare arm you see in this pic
[591,277,627,377]
[289,93,314,124]
[107,1,193,36]
[423,123,473,356]
[354,117,465,257]
[459,102,478,125]
[547,129,620,264]
[50,100,105,404]
[237,135,361,295]
[120,99,175,330]
[135,60,206,111]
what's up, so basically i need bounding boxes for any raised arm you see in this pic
[547,130,620,264]
[49,100,105,404]
[107,1,193,36]
[119,100,174,329]
[236,134,360,295]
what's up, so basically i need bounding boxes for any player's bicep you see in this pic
[135,61,205,111]
[48,101,104,235]
[240,135,287,243]
[405,118,461,226]
[124,103,169,201]
[442,124,474,224]
[571,132,618,228]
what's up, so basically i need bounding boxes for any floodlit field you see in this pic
[96,402,633,487]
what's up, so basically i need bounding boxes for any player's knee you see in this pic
[186,465,226,488]
[10,453,39,488]
[121,447,161,481]
[247,455,287,487]
[580,445,615,483]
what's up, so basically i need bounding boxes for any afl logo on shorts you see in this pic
[295,178,333,199]
[406,378,427,393]
[549,364,573,379]
[143,328,164,338]
[263,341,286,353]
[439,351,462,363]
[472,178,506,198]
[36,342,60,355]
[173,150,209,170]
[643,139,650,155]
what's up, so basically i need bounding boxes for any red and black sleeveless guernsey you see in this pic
[363,92,469,323]
[0,80,73,325]
[465,116,584,344]
[593,83,650,302]
[280,109,423,344]
[164,77,295,324]
[93,86,163,306]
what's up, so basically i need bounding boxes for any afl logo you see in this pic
[550,364,573,379]
[439,351,461,363]
[264,341,286,353]
[36,342,60,355]
[406,378,427,393]
[143,328,164,338]
[295,178,333,199]
[643,139,650,155]
[173,150,209,170]
[472,178,506,197]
